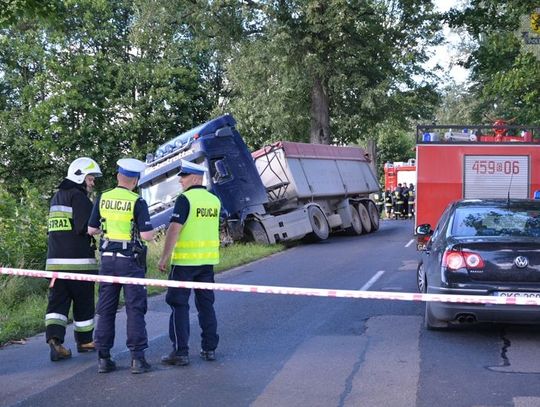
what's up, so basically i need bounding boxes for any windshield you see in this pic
[140,173,182,208]
[451,206,540,237]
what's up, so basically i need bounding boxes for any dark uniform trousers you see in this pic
[46,274,95,344]
[94,255,148,358]
[166,264,219,356]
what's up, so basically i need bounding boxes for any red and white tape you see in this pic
[1,266,539,306]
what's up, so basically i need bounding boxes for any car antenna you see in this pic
[507,168,515,208]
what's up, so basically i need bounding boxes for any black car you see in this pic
[416,198,540,329]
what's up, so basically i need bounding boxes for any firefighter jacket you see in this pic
[171,188,221,266]
[46,179,98,271]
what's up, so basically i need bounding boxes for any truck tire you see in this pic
[364,201,380,231]
[245,221,270,244]
[356,203,372,234]
[306,206,329,242]
[346,205,363,235]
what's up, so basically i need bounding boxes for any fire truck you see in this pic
[415,122,540,237]
[384,159,416,191]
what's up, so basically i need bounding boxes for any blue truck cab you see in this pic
[138,114,268,238]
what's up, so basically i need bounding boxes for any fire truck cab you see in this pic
[415,123,540,248]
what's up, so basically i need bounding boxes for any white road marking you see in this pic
[405,239,415,248]
[360,270,385,291]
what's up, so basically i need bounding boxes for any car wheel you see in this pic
[424,302,448,330]
[417,262,426,293]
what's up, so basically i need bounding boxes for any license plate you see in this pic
[495,292,540,298]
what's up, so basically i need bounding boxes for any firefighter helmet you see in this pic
[66,157,102,184]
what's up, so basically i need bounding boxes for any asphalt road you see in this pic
[3,219,540,407]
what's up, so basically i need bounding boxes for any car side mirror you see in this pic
[416,224,433,236]
[416,224,433,251]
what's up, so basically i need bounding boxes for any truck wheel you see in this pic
[356,203,372,233]
[364,201,380,231]
[346,205,363,235]
[245,221,270,244]
[306,206,329,242]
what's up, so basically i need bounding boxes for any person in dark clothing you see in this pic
[45,157,102,361]
[88,158,155,374]
[158,160,221,367]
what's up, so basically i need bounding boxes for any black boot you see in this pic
[131,357,151,374]
[161,351,190,366]
[98,357,116,373]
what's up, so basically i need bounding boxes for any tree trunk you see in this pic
[310,75,330,144]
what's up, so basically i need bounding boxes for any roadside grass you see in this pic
[0,242,285,346]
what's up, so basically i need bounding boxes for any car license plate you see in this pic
[494,292,540,298]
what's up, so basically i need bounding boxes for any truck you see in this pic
[383,159,416,192]
[414,122,540,246]
[138,114,381,244]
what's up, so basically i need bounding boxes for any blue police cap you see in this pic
[117,158,147,178]
[178,160,207,176]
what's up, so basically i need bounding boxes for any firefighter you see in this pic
[393,185,404,219]
[45,157,102,361]
[384,190,393,219]
[158,160,221,366]
[407,183,415,218]
[88,158,154,374]
[402,184,410,218]
[373,192,384,215]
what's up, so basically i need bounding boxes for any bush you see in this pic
[0,180,48,269]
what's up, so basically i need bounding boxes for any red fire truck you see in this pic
[415,123,540,233]
[384,159,416,192]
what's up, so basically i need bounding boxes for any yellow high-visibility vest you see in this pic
[99,188,138,242]
[172,188,220,266]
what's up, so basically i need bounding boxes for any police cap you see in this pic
[178,160,207,176]
[117,158,147,178]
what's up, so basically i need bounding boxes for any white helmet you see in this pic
[66,157,102,184]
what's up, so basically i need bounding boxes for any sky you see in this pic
[430,0,470,85]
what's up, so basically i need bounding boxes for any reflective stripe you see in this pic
[102,213,132,221]
[50,205,73,214]
[46,258,98,271]
[177,240,220,249]
[102,252,131,258]
[74,318,94,332]
[45,313,68,327]
[172,252,219,260]
[46,258,97,265]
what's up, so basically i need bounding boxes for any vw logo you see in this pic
[514,256,529,268]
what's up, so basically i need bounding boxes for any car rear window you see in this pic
[451,206,540,237]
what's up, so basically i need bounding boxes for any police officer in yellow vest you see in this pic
[158,160,221,366]
[88,158,154,374]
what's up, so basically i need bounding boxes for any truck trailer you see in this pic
[138,114,380,244]
[415,123,540,237]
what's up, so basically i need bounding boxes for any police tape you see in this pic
[1,266,540,306]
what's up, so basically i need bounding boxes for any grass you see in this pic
[0,241,285,346]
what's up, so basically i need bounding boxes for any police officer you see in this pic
[158,160,220,366]
[45,157,102,361]
[87,158,154,374]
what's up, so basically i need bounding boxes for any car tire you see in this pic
[417,262,426,293]
[424,302,448,330]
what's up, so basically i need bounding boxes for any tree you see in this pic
[220,0,442,148]
[447,1,540,125]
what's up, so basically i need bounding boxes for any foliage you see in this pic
[220,0,442,148]
[447,1,540,125]
[0,0,216,195]
[0,181,48,269]
[372,122,415,183]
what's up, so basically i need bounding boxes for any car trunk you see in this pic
[453,238,540,283]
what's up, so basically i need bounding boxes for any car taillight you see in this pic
[442,250,484,270]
